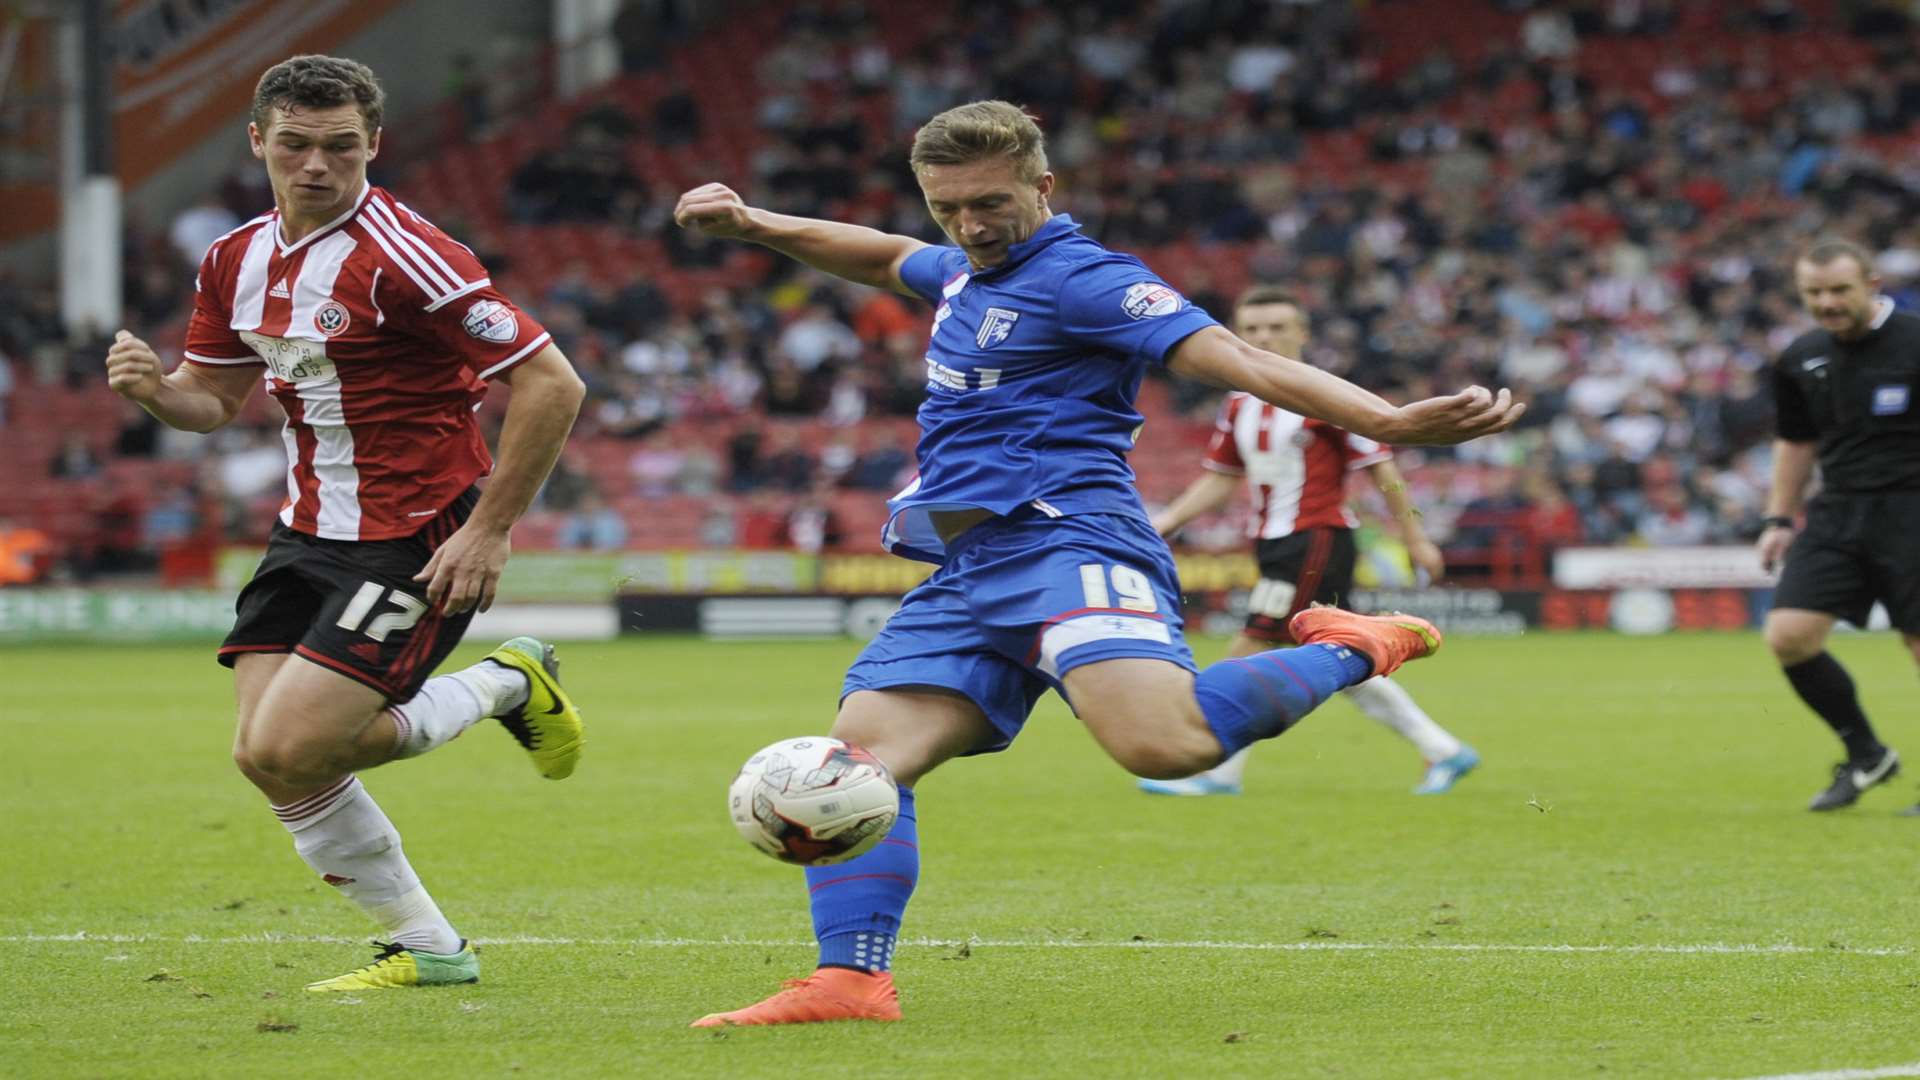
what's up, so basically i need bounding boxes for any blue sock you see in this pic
[1194,644,1373,757]
[806,787,917,974]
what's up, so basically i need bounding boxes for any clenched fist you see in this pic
[673,183,759,240]
[105,330,163,403]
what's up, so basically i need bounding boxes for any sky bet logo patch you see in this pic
[463,299,518,343]
[1873,384,1910,415]
[1122,282,1182,320]
[976,307,1020,349]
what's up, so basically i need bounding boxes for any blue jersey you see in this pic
[887,214,1219,562]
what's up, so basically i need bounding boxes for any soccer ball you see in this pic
[728,737,899,866]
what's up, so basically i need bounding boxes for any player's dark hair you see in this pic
[1799,238,1875,278]
[252,54,384,135]
[1235,285,1306,313]
[911,100,1048,183]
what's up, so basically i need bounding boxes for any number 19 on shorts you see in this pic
[1078,563,1159,613]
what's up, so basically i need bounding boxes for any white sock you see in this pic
[1342,677,1461,762]
[272,776,463,955]
[1206,746,1253,786]
[389,661,529,760]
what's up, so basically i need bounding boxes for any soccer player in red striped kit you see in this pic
[105,55,587,991]
[1143,286,1480,796]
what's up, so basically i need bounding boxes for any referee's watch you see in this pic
[1761,515,1795,530]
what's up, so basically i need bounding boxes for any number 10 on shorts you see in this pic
[1078,563,1159,613]
[335,581,428,641]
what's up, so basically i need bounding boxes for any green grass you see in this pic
[4,632,1920,1078]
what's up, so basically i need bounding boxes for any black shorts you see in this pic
[218,488,480,701]
[1243,527,1358,643]
[1773,491,1920,633]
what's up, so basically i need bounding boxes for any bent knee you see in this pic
[1764,628,1823,665]
[234,732,338,787]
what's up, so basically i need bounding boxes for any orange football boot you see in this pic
[1287,606,1442,679]
[690,968,902,1027]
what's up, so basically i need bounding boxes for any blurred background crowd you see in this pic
[5,0,1919,588]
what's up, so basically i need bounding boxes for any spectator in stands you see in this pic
[168,193,241,269]
[779,492,844,554]
[777,303,861,373]
[1521,469,1584,556]
[663,214,729,267]
[1449,467,1533,552]
[558,489,629,551]
[212,425,289,529]
[538,452,593,512]
[761,356,823,416]
[114,400,160,458]
[691,501,734,547]
[49,433,102,480]
[141,482,204,552]
[820,368,868,427]
[847,427,912,492]
[725,427,765,493]
[736,491,787,548]
[1637,482,1712,546]
[85,488,149,577]
[761,426,816,493]
[1522,3,1579,60]
[509,119,644,225]
[629,429,688,496]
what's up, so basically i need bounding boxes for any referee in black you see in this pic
[1761,238,1920,814]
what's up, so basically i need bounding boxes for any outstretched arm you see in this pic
[674,183,928,295]
[1166,327,1523,446]
[1151,470,1241,538]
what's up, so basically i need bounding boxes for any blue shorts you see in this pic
[842,511,1195,754]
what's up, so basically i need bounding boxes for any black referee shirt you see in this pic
[1773,303,1920,493]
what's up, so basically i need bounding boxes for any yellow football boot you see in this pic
[484,636,585,780]
[304,940,479,992]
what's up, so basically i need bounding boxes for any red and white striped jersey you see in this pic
[184,183,551,540]
[1202,391,1393,538]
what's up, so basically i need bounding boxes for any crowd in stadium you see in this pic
[5,0,1920,585]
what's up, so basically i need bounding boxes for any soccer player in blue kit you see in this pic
[674,101,1522,1026]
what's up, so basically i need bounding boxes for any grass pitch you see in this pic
[4,631,1919,1078]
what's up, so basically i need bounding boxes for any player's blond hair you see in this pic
[252,54,385,135]
[910,100,1049,184]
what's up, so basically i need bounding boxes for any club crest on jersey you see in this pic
[313,300,351,337]
[976,307,1020,349]
[463,299,518,343]
[1873,384,1910,415]
[1122,282,1182,320]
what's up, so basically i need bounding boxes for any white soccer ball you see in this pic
[728,737,899,866]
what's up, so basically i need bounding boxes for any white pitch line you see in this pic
[1722,1063,1920,1080]
[0,933,1910,956]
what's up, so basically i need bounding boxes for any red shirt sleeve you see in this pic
[183,232,261,367]
[1202,394,1246,474]
[1344,431,1392,470]
[369,199,551,380]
